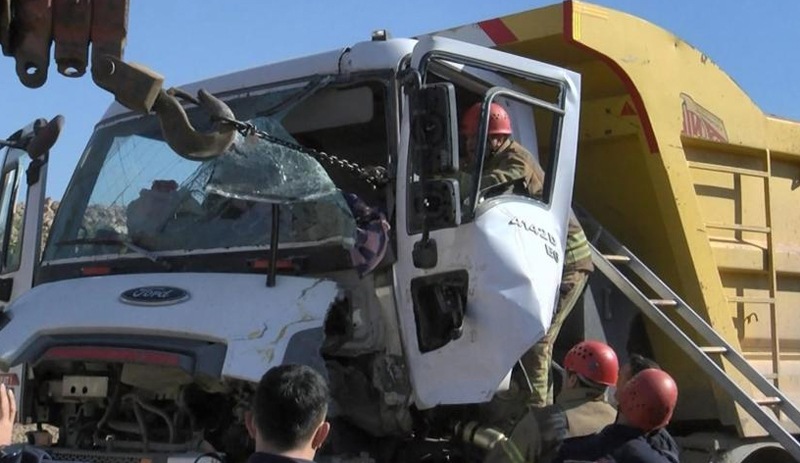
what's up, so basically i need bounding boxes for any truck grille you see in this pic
[49,449,143,463]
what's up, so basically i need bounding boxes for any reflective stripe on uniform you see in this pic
[565,227,591,265]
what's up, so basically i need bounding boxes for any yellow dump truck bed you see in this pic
[436,1,800,437]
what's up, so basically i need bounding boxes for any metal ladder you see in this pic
[586,223,800,460]
[687,152,781,388]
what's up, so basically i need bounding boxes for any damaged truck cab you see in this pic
[0,34,580,462]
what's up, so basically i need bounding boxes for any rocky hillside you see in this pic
[10,198,129,252]
[8,198,59,252]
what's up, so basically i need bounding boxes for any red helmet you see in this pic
[563,340,619,387]
[460,102,513,136]
[619,368,678,432]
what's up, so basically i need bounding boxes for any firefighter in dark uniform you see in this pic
[484,340,619,463]
[554,368,680,463]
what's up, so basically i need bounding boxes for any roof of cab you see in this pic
[100,38,417,121]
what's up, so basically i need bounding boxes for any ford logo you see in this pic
[120,286,190,306]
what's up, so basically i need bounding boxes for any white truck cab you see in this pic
[0,35,580,462]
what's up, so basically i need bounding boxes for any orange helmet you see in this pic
[563,340,619,387]
[619,368,678,432]
[460,102,513,137]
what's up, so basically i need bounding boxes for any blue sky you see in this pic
[1,1,798,200]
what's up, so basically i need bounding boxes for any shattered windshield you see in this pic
[44,79,365,262]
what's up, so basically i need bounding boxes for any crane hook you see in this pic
[152,87,237,161]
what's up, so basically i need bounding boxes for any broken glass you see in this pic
[44,79,358,261]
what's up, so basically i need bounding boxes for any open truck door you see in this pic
[0,116,62,418]
[394,36,581,409]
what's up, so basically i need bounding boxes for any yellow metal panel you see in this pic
[499,4,564,42]
[562,0,759,433]
[489,0,800,436]
[767,116,800,156]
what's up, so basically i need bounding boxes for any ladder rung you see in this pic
[727,296,776,304]
[649,299,678,307]
[705,222,771,234]
[687,161,769,178]
[700,346,729,354]
[603,254,631,264]
[756,397,783,406]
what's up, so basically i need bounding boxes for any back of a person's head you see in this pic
[619,368,678,432]
[628,353,661,375]
[252,364,329,451]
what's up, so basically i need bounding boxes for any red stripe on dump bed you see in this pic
[478,18,518,45]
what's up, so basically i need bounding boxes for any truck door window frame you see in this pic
[5,154,31,273]
[0,157,20,273]
[413,51,568,222]
[469,86,565,210]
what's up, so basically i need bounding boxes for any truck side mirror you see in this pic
[26,115,64,159]
[408,83,462,269]
[410,82,459,176]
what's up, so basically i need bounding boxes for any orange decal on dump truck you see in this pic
[681,93,728,142]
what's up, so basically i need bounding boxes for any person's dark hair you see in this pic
[251,364,329,451]
[628,353,660,375]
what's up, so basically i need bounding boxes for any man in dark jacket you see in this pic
[554,369,680,463]
[613,354,677,458]
[244,364,331,463]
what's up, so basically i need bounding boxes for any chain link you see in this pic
[215,116,389,189]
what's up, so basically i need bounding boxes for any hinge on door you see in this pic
[0,309,9,330]
[26,157,45,186]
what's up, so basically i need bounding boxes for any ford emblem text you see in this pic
[120,286,190,306]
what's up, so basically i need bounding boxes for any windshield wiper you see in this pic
[55,238,163,264]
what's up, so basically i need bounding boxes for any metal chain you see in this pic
[215,116,389,189]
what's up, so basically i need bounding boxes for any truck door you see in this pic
[0,123,52,302]
[395,36,581,408]
[0,118,58,416]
